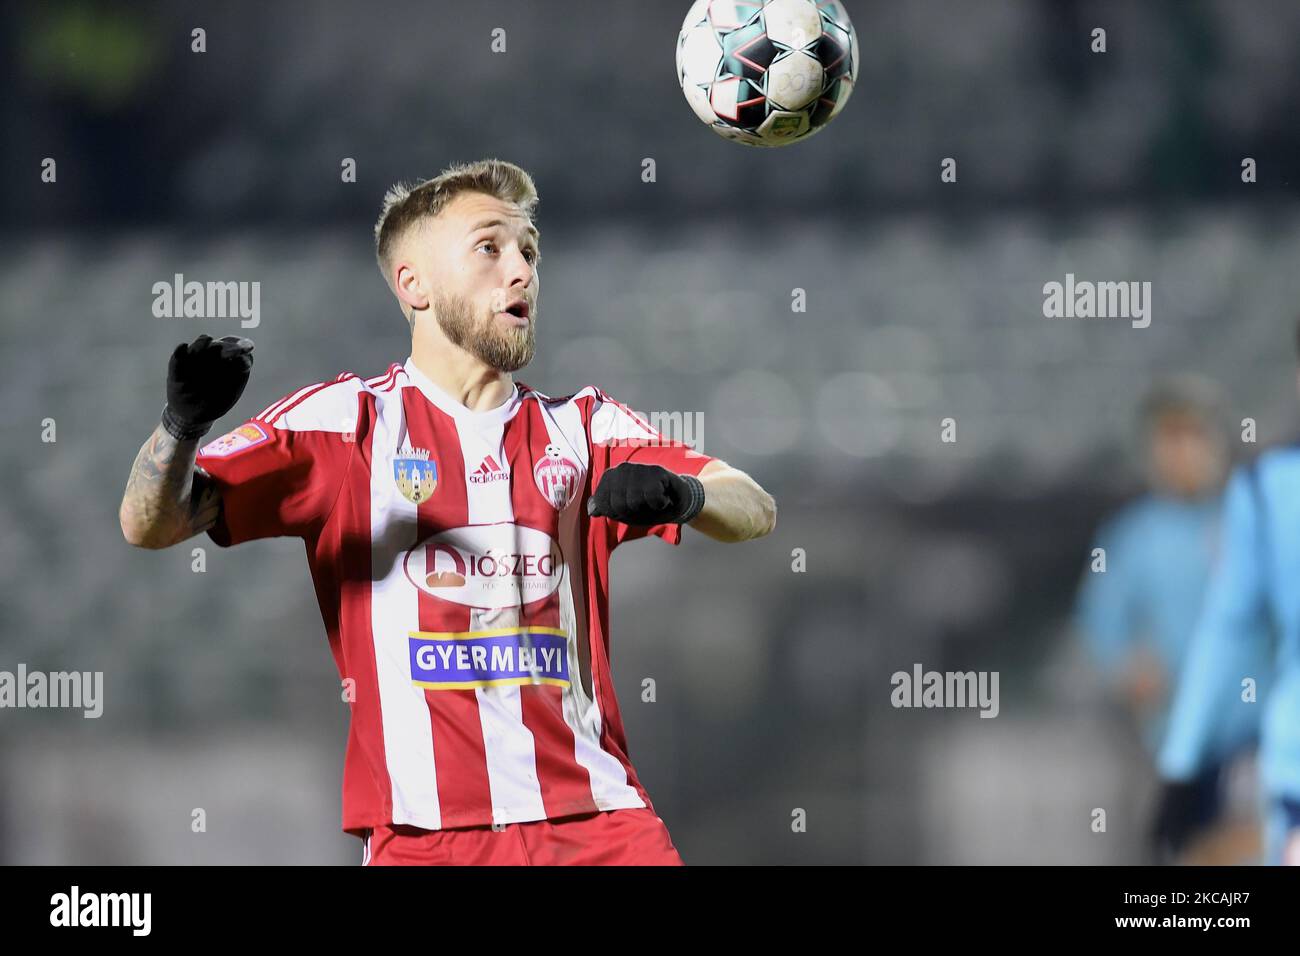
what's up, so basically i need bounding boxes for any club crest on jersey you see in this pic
[394,447,438,504]
[199,423,269,458]
[533,444,581,511]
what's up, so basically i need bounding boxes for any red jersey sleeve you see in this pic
[195,384,356,547]
[586,388,715,548]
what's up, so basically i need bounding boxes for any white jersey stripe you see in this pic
[370,387,442,828]
[255,381,319,423]
[366,365,400,388]
[463,419,547,822]
[537,397,644,811]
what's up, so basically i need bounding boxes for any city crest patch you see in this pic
[394,447,438,504]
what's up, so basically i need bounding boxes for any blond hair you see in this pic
[374,158,539,288]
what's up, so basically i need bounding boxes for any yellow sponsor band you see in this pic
[413,676,571,690]
[408,626,568,641]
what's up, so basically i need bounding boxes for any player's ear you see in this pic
[394,262,429,312]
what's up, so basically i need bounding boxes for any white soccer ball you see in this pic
[675,0,859,147]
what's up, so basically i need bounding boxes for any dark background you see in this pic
[2,0,1299,863]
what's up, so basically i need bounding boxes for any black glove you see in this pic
[161,335,255,441]
[586,462,705,526]
[1150,779,1210,861]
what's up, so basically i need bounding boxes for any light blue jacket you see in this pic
[1158,450,1300,798]
[1077,491,1268,761]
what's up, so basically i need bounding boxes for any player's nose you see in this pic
[504,249,535,288]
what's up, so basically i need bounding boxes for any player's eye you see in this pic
[478,240,537,266]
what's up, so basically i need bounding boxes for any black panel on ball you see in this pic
[807,77,844,129]
[720,22,780,82]
[814,21,853,81]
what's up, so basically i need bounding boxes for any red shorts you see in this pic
[360,807,685,866]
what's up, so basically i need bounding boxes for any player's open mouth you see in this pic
[498,301,531,324]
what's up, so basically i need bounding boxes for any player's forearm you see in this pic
[119,423,220,549]
[689,464,776,542]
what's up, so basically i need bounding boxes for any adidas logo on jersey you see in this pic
[468,455,511,485]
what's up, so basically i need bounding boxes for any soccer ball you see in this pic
[675,0,858,147]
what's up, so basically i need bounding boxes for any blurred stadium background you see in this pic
[4,0,1300,863]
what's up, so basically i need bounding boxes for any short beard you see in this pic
[431,290,535,373]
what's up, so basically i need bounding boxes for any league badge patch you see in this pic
[199,423,269,458]
[533,443,581,511]
[394,447,437,505]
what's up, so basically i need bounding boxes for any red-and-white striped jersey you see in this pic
[194,357,714,834]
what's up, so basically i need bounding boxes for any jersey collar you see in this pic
[402,356,521,427]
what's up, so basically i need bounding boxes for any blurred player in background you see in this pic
[1075,377,1268,863]
[118,158,777,865]
[1156,321,1300,866]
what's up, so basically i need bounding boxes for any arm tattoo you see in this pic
[121,424,222,547]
